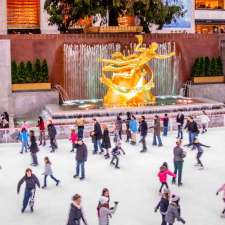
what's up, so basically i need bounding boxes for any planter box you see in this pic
[192,76,224,84]
[12,83,51,92]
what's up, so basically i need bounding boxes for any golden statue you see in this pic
[99,35,175,107]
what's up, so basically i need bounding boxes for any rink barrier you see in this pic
[0,112,225,143]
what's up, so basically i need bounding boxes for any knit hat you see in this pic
[171,195,180,202]
[99,196,109,205]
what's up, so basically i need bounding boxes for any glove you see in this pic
[114,201,119,205]
[216,192,219,196]
[154,208,158,213]
[179,218,186,224]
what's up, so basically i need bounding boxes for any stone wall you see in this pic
[189,84,225,103]
[12,90,59,118]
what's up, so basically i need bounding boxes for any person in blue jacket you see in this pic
[19,128,29,154]
[129,114,138,145]
[17,168,40,213]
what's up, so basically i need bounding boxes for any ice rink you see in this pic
[0,128,225,225]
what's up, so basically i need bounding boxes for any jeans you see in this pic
[43,175,59,187]
[78,127,84,139]
[140,135,147,150]
[163,126,168,136]
[189,132,197,145]
[173,161,183,185]
[159,182,169,193]
[111,155,119,167]
[39,130,46,145]
[93,139,101,153]
[21,141,28,153]
[177,125,183,139]
[153,134,162,146]
[196,152,203,167]
[22,188,35,211]
[31,153,38,165]
[161,214,166,225]
[76,161,85,178]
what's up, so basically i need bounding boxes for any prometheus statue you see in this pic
[99,35,175,107]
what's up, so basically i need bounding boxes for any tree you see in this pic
[215,57,223,75]
[17,62,26,83]
[44,0,185,33]
[33,58,42,82]
[25,61,33,83]
[204,56,210,76]
[209,57,216,76]
[41,59,49,82]
[199,57,205,77]
[11,60,18,84]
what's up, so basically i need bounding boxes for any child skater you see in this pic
[97,188,111,214]
[191,138,210,170]
[29,130,39,166]
[155,188,170,225]
[110,142,125,169]
[158,162,176,193]
[98,196,118,225]
[19,128,29,154]
[216,183,225,217]
[17,168,40,213]
[165,195,186,225]
[42,156,60,189]
[70,129,78,152]
[101,124,111,159]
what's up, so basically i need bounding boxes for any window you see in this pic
[195,0,224,9]
[7,0,40,30]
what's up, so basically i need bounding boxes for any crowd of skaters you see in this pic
[1,109,224,225]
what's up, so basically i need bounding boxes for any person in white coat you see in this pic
[199,111,210,134]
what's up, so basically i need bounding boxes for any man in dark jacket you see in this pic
[17,168,40,213]
[152,115,163,147]
[139,116,148,153]
[92,118,102,154]
[47,120,57,152]
[172,140,186,186]
[184,116,199,146]
[74,139,88,180]
[176,111,184,139]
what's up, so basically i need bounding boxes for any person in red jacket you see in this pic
[70,129,78,152]
[158,162,176,193]
[37,116,46,146]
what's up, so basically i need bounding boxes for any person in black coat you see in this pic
[155,189,170,225]
[139,116,148,152]
[92,118,102,154]
[73,139,88,180]
[29,130,39,166]
[17,168,40,213]
[47,120,57,152]
[101,124,111,159]
[67,194,88,225]
[176,111,184,139]
[184,116,199,146]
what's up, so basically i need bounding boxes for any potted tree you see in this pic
[11,59,51,91]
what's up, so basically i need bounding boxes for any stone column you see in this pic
[40,0,59,34]
[0,0,7,34]
[0,40,13,117]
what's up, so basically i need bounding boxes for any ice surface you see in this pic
[0,128,225,225]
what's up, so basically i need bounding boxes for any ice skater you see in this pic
[75,115,86,139]
[115,113,123,140]
[158,162,176,193]
[152,115,163,147]
[199,111,210,134]
[191,138,210,170]
[165,195,186,225]
[73,139,88,180]
[70,129,78,152]
[29,130,39,166]
[17,168,40,213]
[155,188,170,225]
[216,183,225,217]
[163,114,169,136]
[47,120,57,152]
[66,194,88,225]
[37,116,46,146]
[98,196,118,225]
[176,111,184,139]
[139,115,148,152]
[42,156,60,189]
[101,124,111,159]
[129,114,138,145]
[110,142,125,169]
[97,188,111,214]
[19,128,29,154]
[92,118,103,154]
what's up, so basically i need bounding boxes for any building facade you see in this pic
[0,0,225,34]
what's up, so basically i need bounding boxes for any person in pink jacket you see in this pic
[70,129,78,152]
[158,162,176,193]
[216,183,225,217]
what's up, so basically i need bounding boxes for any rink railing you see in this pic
[1,112,225,143]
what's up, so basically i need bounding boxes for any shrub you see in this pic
[25,61,33,83]
[11,60,18,84]
[41,59,49,82]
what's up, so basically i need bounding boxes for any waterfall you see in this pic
[63,42,181,100]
